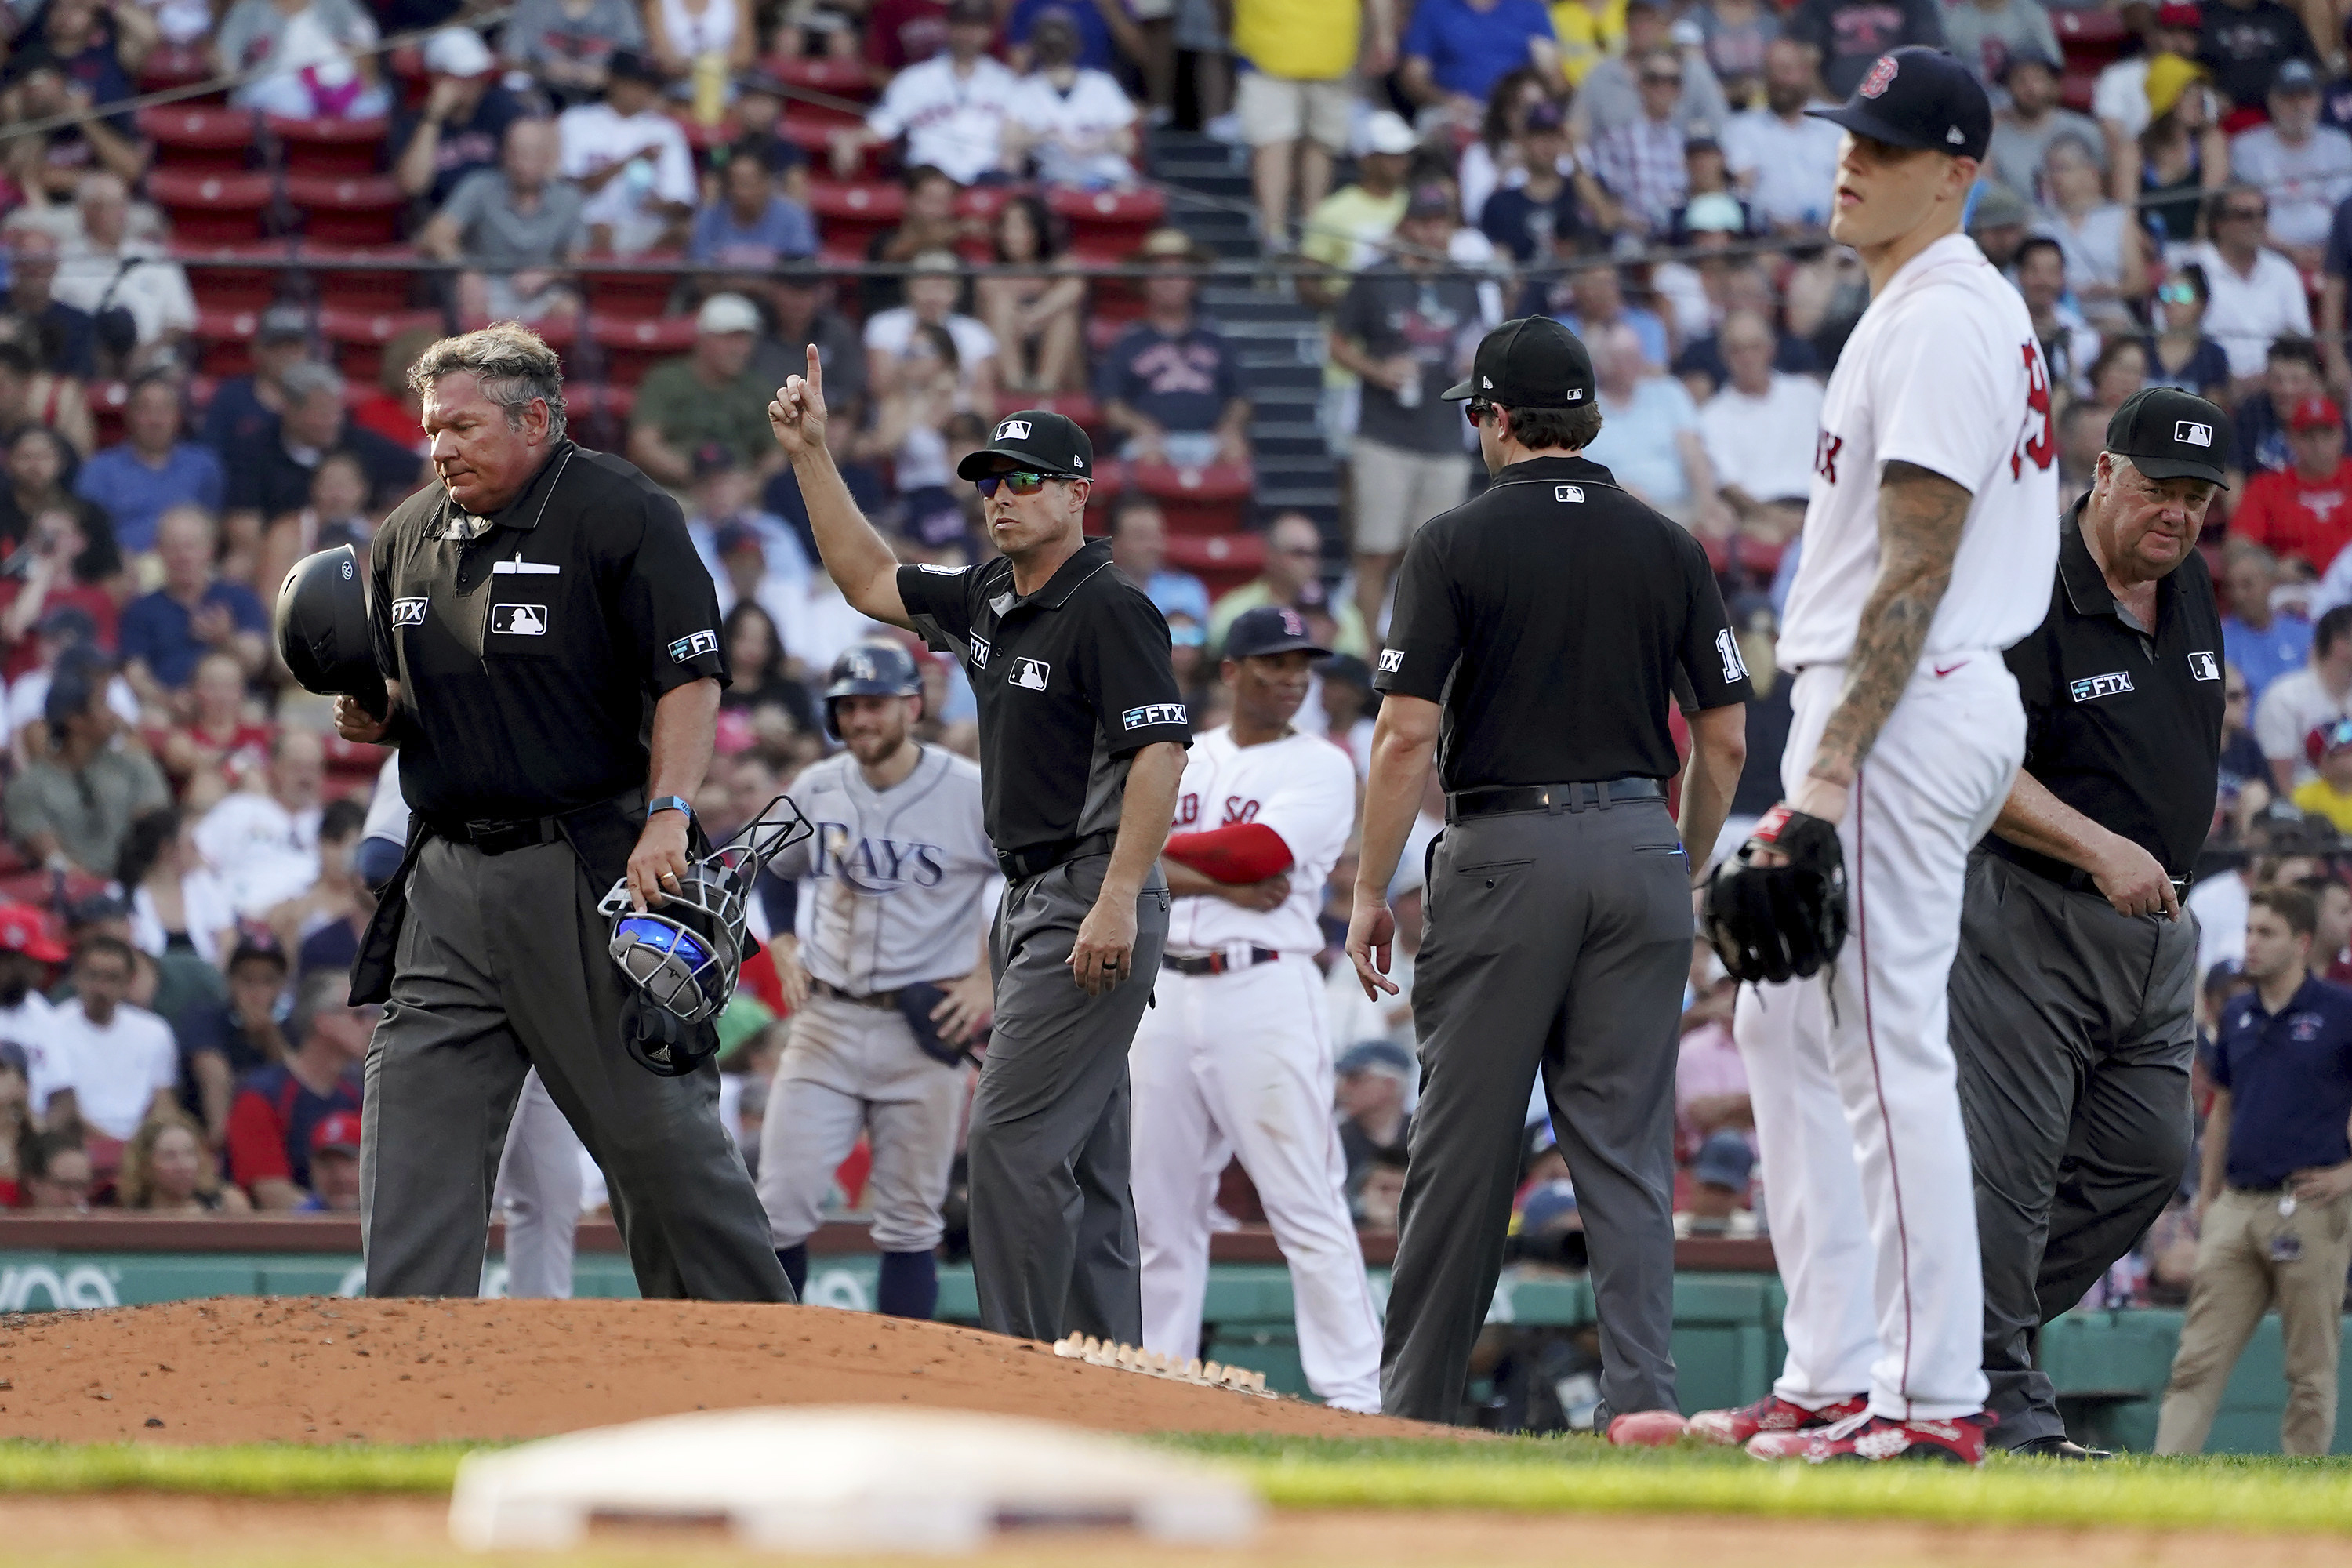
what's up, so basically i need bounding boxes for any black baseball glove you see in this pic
[1704,805,1849,985]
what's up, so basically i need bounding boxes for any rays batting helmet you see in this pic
[822,641,924,739]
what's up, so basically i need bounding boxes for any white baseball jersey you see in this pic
[1777,232,2060,670]
[1164,726,1356,956]
[864,54,1022,186]
[766,746,1000,993]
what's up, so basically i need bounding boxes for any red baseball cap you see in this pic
[0,904,67,964]
[310,1111,363,1155]
[2291,395,2343,431]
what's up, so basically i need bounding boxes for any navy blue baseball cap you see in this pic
[1224,604,1330,661]
[1807,47,1991,162]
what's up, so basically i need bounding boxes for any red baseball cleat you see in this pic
[1686,1392,1867,1447]
[1746,1410,1992,1465]
[1605,1409,1689,1447]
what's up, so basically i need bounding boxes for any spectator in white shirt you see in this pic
[862,249,1000,407]
[42,935,179,1145]
[49,174,194,371]
[2229,59,2352,269]
[1004,9,1139,188]
[557,50,697,256]
[1722,38,1840,234]
[836,0,1021,187]
[2182,183,2314,385]
[1699,310,1822,531]
[194,729,325,916]
[2256,604,2352,790]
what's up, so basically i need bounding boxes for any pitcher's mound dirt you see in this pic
[0,1298,1457,1446]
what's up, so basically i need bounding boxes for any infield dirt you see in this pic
[0,1298,1455,1446]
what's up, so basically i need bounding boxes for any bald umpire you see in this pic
[769,348,1190,1347]
[336,322,789,1304]
[1346,318,1752,1432]
[1952,388,2231,1458]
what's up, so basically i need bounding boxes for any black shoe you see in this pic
[2009,1436,2113,1460]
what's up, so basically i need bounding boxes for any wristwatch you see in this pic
[647,796,693,823]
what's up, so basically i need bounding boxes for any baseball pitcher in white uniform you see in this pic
[1131,605,1384,1414]
[757,641,1000,1319]
[1690,49,2059,1464]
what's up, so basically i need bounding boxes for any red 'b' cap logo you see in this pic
[1858,54,1899,98]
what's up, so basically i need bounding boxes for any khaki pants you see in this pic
[2154,1188,2352,1455]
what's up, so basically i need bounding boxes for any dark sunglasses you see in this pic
[1465,398,1492,427]
[975,470,1055,497]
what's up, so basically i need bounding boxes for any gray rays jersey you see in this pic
[768,746,1000,993]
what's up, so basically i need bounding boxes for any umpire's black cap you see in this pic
[2104,387,2232,488]
[1442,316,1593,408]
[1807,47,1991,162]
[954,409,1095,481]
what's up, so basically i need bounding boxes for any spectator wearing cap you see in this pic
[40,934,178,1149]
[1676,1133,1758,1236]
[392,27,527,209]
[2034,133,2148,334]
[72,372,221,556]
[172,928,292,1136]
[1098,230,1249,469]
[1397,0,1559,127]
[1782,0,1944,100]
[1209,510,1370,657]
[557,50,698,255]
[2256,604,2352,792]
[1965,182,2032,272]
[198,306,314,460]
[836,0,1021,186]
[1477,100,1591,264]
[1334,1038,1414,1204]
[214,0,388,120]
[222,361,430,531]
[2234,395,2352,573]
[119,1109,252,1211]
[1571,0,1730,143]
[419,118,587,327]
[2198,0,2318,115]
[0,906,67,1074]
[1699,310,1823,535]
[1004,9,1140,187]
[2094,2,2203,145]
[1590,49,1700,238]
[1106,494,1210,626]
[296,1109,364,1211]
[1941,0,2060,89]
[4,663,166,877]
[225,970,365,1209]
[1985,51,2107,205]
[1328,187,1480,640]
[502,0,648,106]
[119,507,267,704]
[2183,188,2314,387]
[628,294,781,490]
[1230,0,1392,252]
[1301,113,1415,281]
[2230,60,2352,269]
[689,143,818,269]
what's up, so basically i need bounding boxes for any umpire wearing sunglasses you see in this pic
[768,362,1190,1348]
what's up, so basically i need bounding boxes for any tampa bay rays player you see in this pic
[1131,605,1383,1413]
[756,641,1000,1319]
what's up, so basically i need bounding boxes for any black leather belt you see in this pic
[1985,840,2187,898]
[1446,778,1665,822]
[996,829,1118,881]
[1162,946,1280,977]
[427,792,641,857]
[811,978,900,1008]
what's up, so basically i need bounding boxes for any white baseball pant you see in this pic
[493,1068,586,1299]
[1131,953,1384,1414]
[1738,655,2024,1421]
[757,993,970,1251]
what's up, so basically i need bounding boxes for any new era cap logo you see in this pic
[2176,420,2213,447]
[1482,376,1493,388]
[1859,54,1898,97]
[996,419,1031,441]
[1947,126,1964,144]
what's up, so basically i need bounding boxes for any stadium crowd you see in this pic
[0,0,2347,1355]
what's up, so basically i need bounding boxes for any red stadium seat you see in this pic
[387,43,428,109]
[673,114,728,156]
[139,106,255,172]
[86,379,130,447]
[1163,531,1265,597]
[1127,459,1254,535]
[171,241,285,312]
[1048,186,1168,263]
[307,243,421,310]
[2054,7,2128,63]
[580,255,684,319]
[318,305,444,383]
[808,179,905,260]
[148,170,275,244]
[2060,68,2097,114]
[1023,392,1104,442]
[765,56,874,125]
[782,117,880,176]
[268,114,390,176]
[193,305,270,377]
[1080,455,1125,506]
[589,313,697,385]
[284,173,405,245]
[136,43,223,104]
[1091,278,1145,326]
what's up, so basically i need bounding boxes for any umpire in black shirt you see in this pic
[336,322,789,1303]
[1346,318,1753,1428]
[768,348,1190,1347]
[1952,388,2230,1457]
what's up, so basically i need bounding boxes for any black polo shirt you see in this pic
[370,439,728,822]
[1997,498,2226,883]
[1373,455,1751,792]
[897,537,1190,856]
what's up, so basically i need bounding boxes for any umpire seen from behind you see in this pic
[1346,318,1753,1431]
[768,347,1190,1347]
[336,323,789,1302]
[1952,388,2230,1457]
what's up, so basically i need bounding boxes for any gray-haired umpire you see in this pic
[1951,387,2230,1458]
[1345,317,1752,1431]
[334,322,789,1304]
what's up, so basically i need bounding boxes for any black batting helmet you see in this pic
[274,544,387,720]
[822,641,924,739]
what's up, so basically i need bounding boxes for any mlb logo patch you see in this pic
[492,604,548,637]
[1010,656,1050,691]
[391,597,428,627]
[2188,651,2220,681]
[969,633,991,669]
[995,418,1032,441]
[2175,420,2214,447]
[1555,485,1585,503]
[667,627,719,661]
[1378,648,1404,673]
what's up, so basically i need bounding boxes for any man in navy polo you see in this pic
[2155,884,2352,1454]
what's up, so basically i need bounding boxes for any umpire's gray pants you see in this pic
[1381,800,1694,1425]
[360,837,790,1303]
[969,851,1169,1345]
[1951,851,2196,1450]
